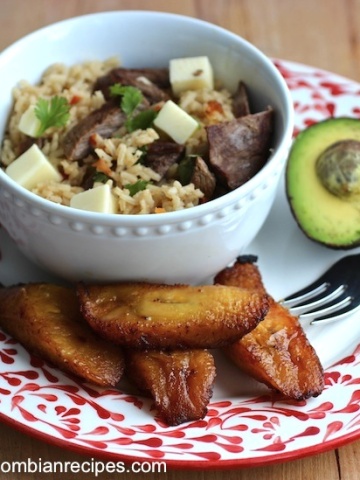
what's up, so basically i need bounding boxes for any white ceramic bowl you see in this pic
[0,11,294,284]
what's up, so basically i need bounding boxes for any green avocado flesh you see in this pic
[286,117,360,248]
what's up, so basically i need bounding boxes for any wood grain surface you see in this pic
[0,1,360,479]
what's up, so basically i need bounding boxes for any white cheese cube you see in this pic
[5,144,62,190]
[170,56,214,96]
[18,104,42,137]
[153,100,198,144]
[70,184,117,214]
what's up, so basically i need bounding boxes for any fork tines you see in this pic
[280,254,360,325]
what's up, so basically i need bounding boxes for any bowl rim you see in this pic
[0,10,295,225]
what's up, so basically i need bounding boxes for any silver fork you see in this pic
[280,254,360,325]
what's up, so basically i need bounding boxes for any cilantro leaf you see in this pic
[126,109,158,132]
[109,83,126,96]
[93,171,112,184]
[135,146,148,165]
[34,96,70,137]
[177,156,196,185]
[125,179,150,196]
[121,87,143,117]
[110,83,159,133]
[109,83,143,117]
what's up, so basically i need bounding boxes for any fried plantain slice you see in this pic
[77,282,269,350]
[214,256,324,400]
[124,348,216,426]
[0,283,124,387]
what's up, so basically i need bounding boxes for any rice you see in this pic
[179,87,235,154]
[31,182,83,206]
[1,58,234,214]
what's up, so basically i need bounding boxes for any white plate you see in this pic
[1,59,360,468]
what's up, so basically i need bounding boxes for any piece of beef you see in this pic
[18,136,44,157]
[97,67,170,90]
[190,156,216,201]
[94,68,171,104]
[144,141,185,178]
[206,108,274,190]
[177,156,216,201]
[63,101,127,161]
[232,81,251,117]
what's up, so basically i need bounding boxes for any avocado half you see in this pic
[286,117,360,249]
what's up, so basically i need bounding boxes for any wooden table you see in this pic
[0,1,359,478]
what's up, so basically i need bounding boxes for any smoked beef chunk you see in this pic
[144,141,185,179]
[18,136,44,157]
[206,108,274,190]
[63,101,128,161]
[94,67,171,104]
[189,156,216,201]
[232,81,251,118]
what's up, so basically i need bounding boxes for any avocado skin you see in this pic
[285,117,360,249]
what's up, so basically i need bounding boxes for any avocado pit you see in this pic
[316,139,360,200]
